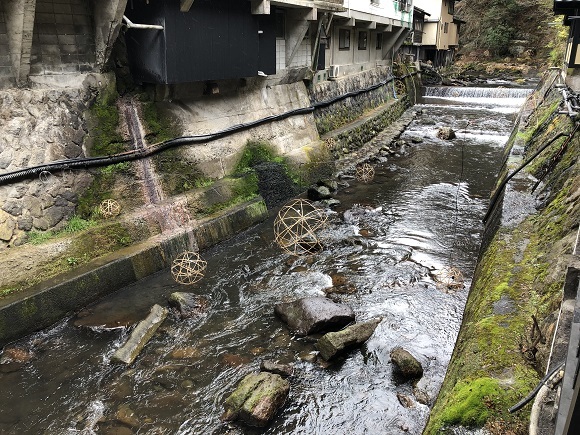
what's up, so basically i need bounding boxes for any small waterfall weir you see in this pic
[0,86,530,434]
[423,86,533,99]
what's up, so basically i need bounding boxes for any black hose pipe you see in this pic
[509,360,565,413]
[0,73,417,186]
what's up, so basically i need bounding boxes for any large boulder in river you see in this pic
[274,297,355,336]
[390,347,423,379]
[221,372,290,427]
[307,185,332,201]
[317,318,382,360]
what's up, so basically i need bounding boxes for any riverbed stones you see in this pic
[221,371,290,427]
[274,296,355,336]
[168,292,208,319]
[436,127,456,140]
[260,359,294,378]
[317,318,382,360]
[390,347,423,379]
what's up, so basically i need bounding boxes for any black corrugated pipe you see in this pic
[508,360,565,413]
[0,72,418,186]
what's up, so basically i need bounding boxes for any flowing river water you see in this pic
[0,86,531,434]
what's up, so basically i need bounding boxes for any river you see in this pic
[0,86,531,434]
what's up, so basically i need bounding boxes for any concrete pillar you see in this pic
[93,0,128,68]
[285,8,316,67]
[4,0,36,85]
[383,27,405,60]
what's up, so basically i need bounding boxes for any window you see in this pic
[376,33,383,50]
[448,0,455,15]
[339,29,350,50]
[444,22,449,34]
[275,10,285,39]
[358,31,368,50]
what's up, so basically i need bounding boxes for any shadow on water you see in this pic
[0,88,528,435]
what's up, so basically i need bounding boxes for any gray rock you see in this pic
[43,206,65,227]
[317,318,382,360]
[2,201,22,216]
[260,360,294,378]
[274,296,355,336]
[0,210,16,241]
[390,347,423,379]
[307,185,332,201]
[317,179,338,193]
[168,292,208,319]
[222,372,290,427]
[410,136,423,144]
[17,216,33,231]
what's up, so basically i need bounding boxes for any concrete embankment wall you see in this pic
[0,198,268,347]
[425,70,580,433]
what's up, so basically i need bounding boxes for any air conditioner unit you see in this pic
[328,65,340,79]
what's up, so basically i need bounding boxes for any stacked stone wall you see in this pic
[0,75,104,249]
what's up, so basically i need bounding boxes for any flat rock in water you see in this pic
[274,297,355,336]
[222,372,290,427]
[111,304,168,365]
[317,318,382,360]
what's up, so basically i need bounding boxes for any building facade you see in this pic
[413,0,461,67]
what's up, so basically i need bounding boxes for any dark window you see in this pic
[444,22,449,34]
[376,33,383,50]
[448,0,455,15]
[275,10,285,38]
[339,29,350,50]
[358,31,368,50]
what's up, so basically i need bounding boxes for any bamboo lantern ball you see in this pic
[274,199,327,256]
[325,137,336,151]
[171,251,207,285]
[99,199,121,218]
[355,163,375,183]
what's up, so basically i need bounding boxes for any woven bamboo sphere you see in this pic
[99,199,121,218]
[274,199,327,256]
[325,137,336,151]
[171,251,207,285]
[355,163,375,183]
[436,266,465,291]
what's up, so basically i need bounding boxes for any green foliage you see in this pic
[27,216,97,245]
[548,26,568,66]
[101,162,131,176]
[438,378,502,427]
[153,148,213,196]
[89,84,126,156]
[235,140,278,173]
[139,94,176,143]
[482,24,515,56]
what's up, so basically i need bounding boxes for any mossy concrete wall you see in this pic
[425,70,580,434]
[0,197,267,347]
